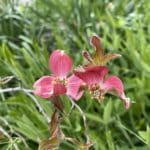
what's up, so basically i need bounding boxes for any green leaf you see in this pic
[103,100,112,124]
[139,126,150,145]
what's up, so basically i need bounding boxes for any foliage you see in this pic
[0,0,150,149]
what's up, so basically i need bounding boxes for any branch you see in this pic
[0,126,19,150]
[0,87,50,122]
[68,97,90,144]
[67,101,75,116]
[0,117,28,148]
[0,87,33,93]
[24,91,50,122]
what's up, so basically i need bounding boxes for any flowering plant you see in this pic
[33,50,83,100]
[33,35,131,150]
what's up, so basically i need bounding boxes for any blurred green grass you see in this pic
[0,0,150,149]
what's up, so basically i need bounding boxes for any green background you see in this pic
[0,0,150,149]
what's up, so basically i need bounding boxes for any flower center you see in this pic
[53,77,68,86]
[89,84,104,102]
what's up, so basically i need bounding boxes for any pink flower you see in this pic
[74,66,130,109]
[33,50,84,100]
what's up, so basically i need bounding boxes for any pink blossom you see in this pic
[74,66,130,109]
[33,50,84,100]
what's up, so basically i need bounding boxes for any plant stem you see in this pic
[0,126,19,150]
[0,87,50,122]
[68,97,90,144]
[0,87,33,93]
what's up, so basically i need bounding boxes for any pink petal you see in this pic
[120,93,131,109]
[66,75,84,100]
[103,76,124,94]
[103,76,130,109]
[49,50,72,78]
[33,76,54,98]
[53,83,66,96]
[74,66,108,85]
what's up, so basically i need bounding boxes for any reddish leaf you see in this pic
[82,51,93,64]
[38,111,65,150]
[83,35,121,66]
[90,35,104,57]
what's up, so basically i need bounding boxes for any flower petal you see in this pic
[82,51,93,63]
[66,75,84,100]
[53,83,66,96]
[103,76,124,94]
[74,66,108,85]
[103,76,130,109]
[33,76,54,98]
[120,94,131,109]
[90,35,104,58]
[103,53,121,64]
[49,50,72,78]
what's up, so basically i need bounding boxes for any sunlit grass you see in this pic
[0,0,150,149]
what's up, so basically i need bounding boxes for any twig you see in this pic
[24,91,50,122]
[0,87,33,93]
[0,87,50,122]
[0,117,28,148]
[67,101,75,116]
[0,126,19,150]
[68,97,90,144]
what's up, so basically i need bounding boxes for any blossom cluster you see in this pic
[33,35,130,109]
